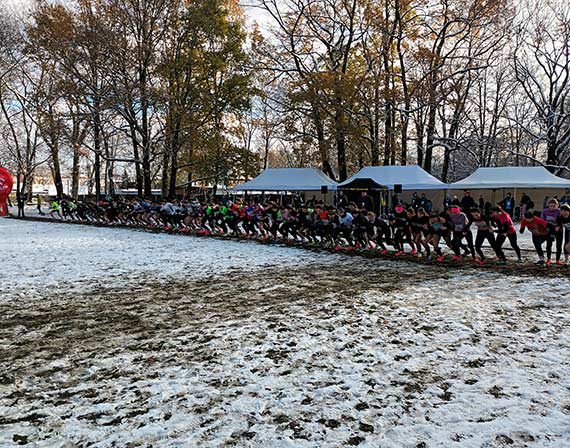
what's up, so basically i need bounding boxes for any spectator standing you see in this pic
[411,193,421,210]
[37,194,45,216]
[519,193,533,218]
[336,191,348,208]
[460,191,476,213]
[358,191,375,212]
[16,191,25,218]
[443,195,451,210]
[499,193,515,217]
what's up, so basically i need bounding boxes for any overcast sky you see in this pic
[3,0,272,29]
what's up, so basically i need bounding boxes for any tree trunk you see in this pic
[128,126,143,196]
[546,141,557,173]
[185,138,195,198]
[311,103,335,180]
[441,147,451,182]
[93,104,102,202]
[424,103,437,173]
[45,106,64,199]
[371,82,381,166]
[335,96,347,181]
[168,119,181,198]
[161,145,170,198]
[140,66,152,197]
[396,0,409,166]
[49,142,64,199]
[400,115,409,165]
[263,135,270,170]
[71,145,81,199]
[383,72,392,166]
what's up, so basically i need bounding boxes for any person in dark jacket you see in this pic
[443,195,452,210]
[519,193,533,218]
[16,191,25,217]
[460,191,476,213]
[336,191,348,208]
[499,193,515,217]
[411,192,421,210]
[478,195,485,211]
[358,191,375,212]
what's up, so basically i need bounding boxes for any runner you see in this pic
[470,208,506,264]
[520,212,550,266]
[425,213,448,262]
[391,205,415,256]
[541,199,563,265]
[336,207,354,249]
[491,206,523,263]
[411,207,431,260]
[449,206,475,261]
[558,204,570,264]
[48,199,62,219]
[366,211,390,253]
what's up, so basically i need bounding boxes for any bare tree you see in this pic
[513,1,570,174]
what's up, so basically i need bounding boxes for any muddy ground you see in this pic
[1,220,569,447]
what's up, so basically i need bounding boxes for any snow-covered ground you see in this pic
[1,219,569,447]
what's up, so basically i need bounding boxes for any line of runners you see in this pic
[44,196,570,267]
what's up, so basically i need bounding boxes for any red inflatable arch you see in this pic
[0,167,14,217]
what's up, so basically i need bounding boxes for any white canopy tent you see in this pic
[339,165,447,190]
[233,168,337,202]
[449,167,570,189]
[338,165,447,210]
[234,168,337,191]
[449,167,570,215]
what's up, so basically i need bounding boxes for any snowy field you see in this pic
[1,219,569,447]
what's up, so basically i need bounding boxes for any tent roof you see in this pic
[449,167,570,189]
[337,177,387,190]
[339,165,446,190]
[233,168,337,192]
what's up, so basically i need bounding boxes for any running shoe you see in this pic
[496,260,507,265]
[380,249,389,255]
[395,250,403,257]
[424,255,432,262]
[545,259,551,267]
[517,258,524,263]
[536,260,546,266]
[556,260,563,266]
[437,256,445,263]
[451,255,461,261]
[411,249,417,255]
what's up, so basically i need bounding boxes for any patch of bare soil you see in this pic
[1,262,568,447]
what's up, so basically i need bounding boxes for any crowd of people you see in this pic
[34,191,570,268]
